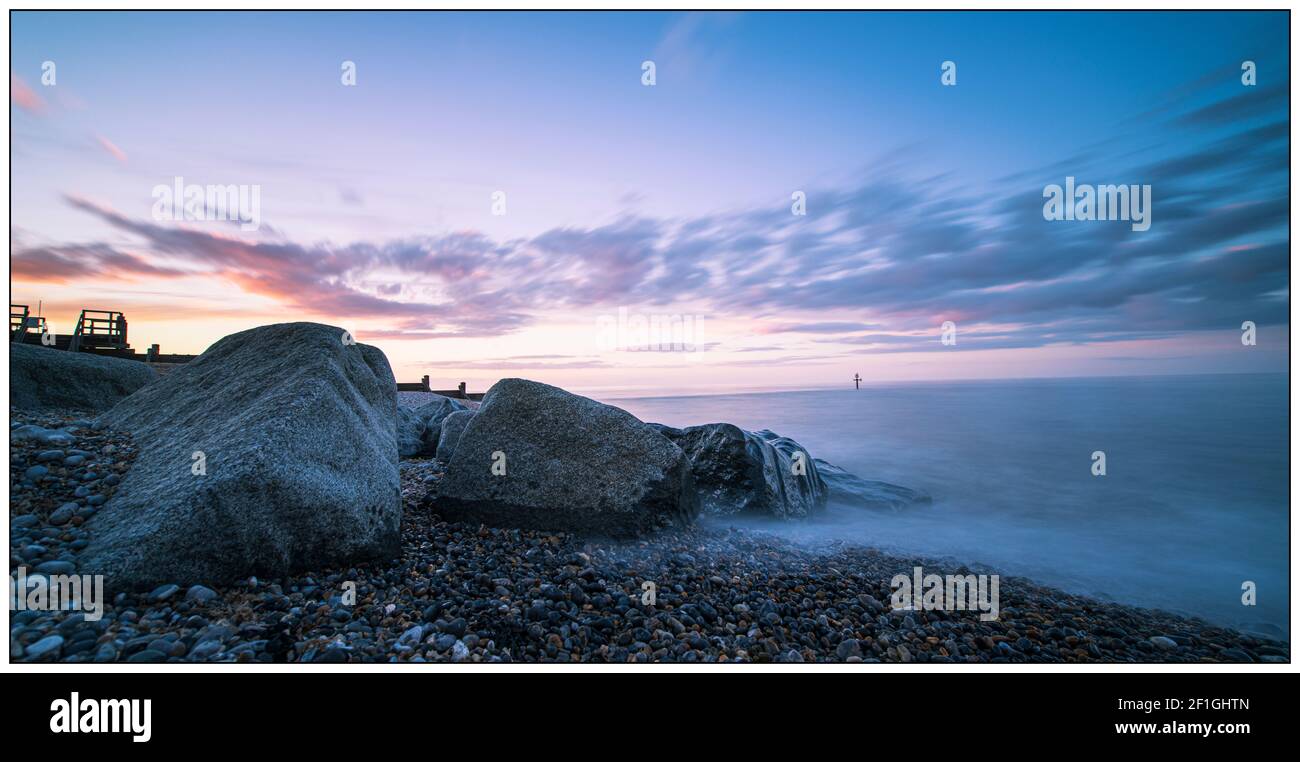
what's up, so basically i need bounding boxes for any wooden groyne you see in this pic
[397,376,484,401]
[10,305,197,364]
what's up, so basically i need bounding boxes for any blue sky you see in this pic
[10,11,1289,393]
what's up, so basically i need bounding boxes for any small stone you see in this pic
[443,617,468,638]
[26,635,64,660]
[35,560,76,575]
[41,430,76,446]
[149,583,180,602]
[185,585,219,603]
[1149,636,1178,651]
[189,640,224,660]
[49,503,77,526]
[316,646,349,663]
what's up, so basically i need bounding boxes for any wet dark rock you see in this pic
[652,423,826,519]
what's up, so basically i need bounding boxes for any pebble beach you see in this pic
[10,408,1290,665]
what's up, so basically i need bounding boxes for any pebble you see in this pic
[35,560,76,575]
[25,635,64,660]
[186,585,219,603]
[48,503,76,526]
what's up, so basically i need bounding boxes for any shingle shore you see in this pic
[9,409,1288,664]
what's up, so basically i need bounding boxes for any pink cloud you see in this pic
[96,135,128,164]
[11,73,46,115]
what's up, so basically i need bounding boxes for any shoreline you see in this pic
[714,513,1288,642]
[9,410,1288,663]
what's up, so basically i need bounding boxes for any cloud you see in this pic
[11,242,189,282]
[13,69,1288,357]
[756,321,881,334]
[11,73,46,114]
[712,354,839,367]
[95,135,128,164]
[1177,82,1288,127]
[652,12,743,82]
[392,353,611,370]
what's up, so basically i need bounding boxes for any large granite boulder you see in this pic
[80,322,401,589]
[814,459,931,510]
[652,423,827,519]
[10,343,157,413]
[433,379,697,537]
[435,409,474,462]
[396,395,468,458]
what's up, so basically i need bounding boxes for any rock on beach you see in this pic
[396,395,469,458]
[10,343,157,413]
[79,322,402,589]
[435,410,475,462]
[433,378,698,537]
[653,423,828,519]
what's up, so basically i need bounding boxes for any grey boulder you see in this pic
[652,423,827,519]
[10,343,156,413]
[397,407,426,458]
[435,409,475,462]
[396,395,468,458]
[81,322,401,589]
[433,378,697,537]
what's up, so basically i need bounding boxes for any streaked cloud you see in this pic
[16,72,1287,360]
[10,73,45,114]
[94,135,128,164]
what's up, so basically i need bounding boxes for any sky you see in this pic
[9,11,1289,395]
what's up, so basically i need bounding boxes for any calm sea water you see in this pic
[606,374,1289,638]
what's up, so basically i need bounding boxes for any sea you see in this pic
[605,373,1289,638]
